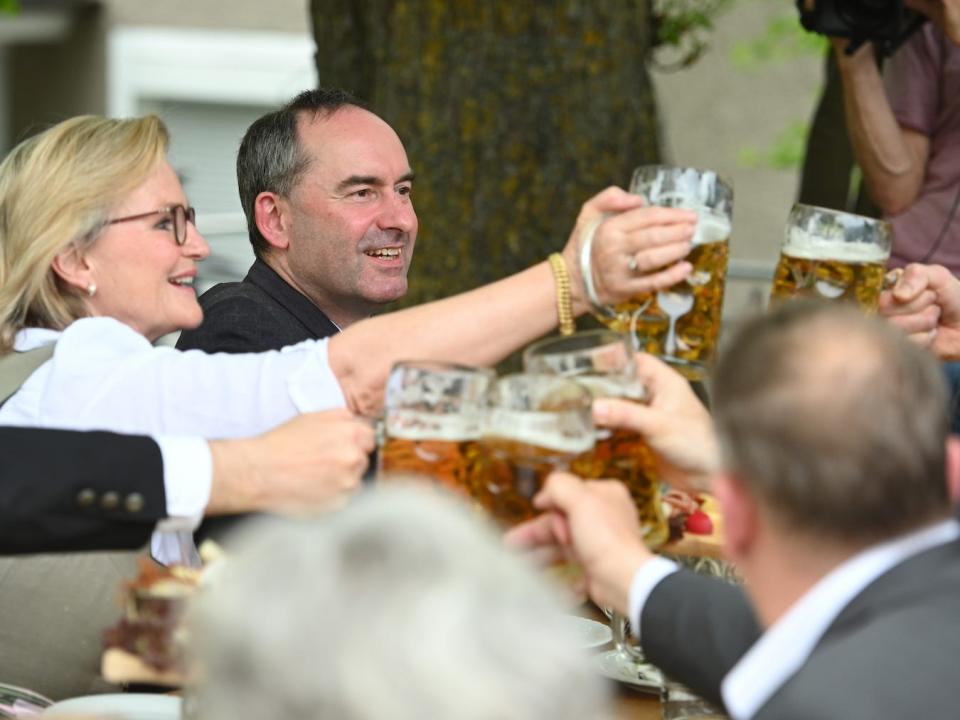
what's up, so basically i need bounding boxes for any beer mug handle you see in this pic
[579,212,619,320]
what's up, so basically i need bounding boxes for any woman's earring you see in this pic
[87,283,97,297]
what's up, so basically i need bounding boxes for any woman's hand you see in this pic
[560,187,697,314]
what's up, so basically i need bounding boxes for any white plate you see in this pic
[592,649,664,694]
[562,615,613,650]
[42,694,181,719]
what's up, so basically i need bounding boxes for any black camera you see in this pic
[796,0,927,56]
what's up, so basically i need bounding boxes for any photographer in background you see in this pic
[805,0,960,273]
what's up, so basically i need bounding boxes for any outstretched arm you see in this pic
[330,187,699,416]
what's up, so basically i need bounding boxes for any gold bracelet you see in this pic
[548,253,576,336]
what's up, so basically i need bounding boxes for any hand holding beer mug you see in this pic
[588,166,733,381]
[473,375,594,527]
[379,361,494,496]
[524,330,668,671]
[523,330,669,548]
[770,203,892,311]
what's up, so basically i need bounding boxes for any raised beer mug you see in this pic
[769,203,892,311]
[378,361,494,496]
[523,329,668,548]
[473,374,594,527]
[591,165,733,381]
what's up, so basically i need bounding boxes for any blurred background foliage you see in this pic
[733,1,827,172]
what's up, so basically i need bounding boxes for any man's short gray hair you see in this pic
[236,87,365,258]
[713,300,951,544]
[191,486,611,720]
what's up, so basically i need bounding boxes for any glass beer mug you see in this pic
[378,361,494,496]
[769,203,892,311]
[522,329,668,548]
[471,374,594,527]
[592,165,733,381]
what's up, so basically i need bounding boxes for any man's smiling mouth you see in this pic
[365,247,402,259]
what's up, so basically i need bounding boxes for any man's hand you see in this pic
[880,263,960,359]
[207,409,375,515]
[561,186,696,315]
[593,353,719,493]
[505,473,652,616]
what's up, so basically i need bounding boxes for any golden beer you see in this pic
[472,435,590,527]
[572,375,668,549]
[380,425,483,498]
[770,240,888,310]
[571,427,668,548]
[471,375,594,528]
[599,222,730,381]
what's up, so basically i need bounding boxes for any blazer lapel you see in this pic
[245,259,340,340]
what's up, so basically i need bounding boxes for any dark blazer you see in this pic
[176,258,339,354]
[0,427,169,698]
[1,427,165,555]
[642,537,960,719]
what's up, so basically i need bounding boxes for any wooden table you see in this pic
[614,684,661,719]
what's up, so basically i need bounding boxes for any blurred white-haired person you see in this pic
[190,485,612,720]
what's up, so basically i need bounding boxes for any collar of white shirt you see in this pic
[14,326,61,351]
[721,517,960,720]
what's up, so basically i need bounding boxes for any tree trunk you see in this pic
[310,0,662,306]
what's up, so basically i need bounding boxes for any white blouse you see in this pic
[0,316,347,562]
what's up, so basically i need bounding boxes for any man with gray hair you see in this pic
[510,301,960,719]
[178,87,416,353]
[190,486,611,720]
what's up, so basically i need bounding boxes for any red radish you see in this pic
[685,510,713,535]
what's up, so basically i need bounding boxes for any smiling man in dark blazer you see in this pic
[510,301,960,720]
[177,87,416,354]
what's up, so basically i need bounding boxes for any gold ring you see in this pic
[627,256,639,273]
[883,268,903,290]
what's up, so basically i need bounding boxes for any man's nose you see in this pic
[378,192,416,234]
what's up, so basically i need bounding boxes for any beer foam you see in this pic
[693,212,731,247]
[574,375,647,402]
[784,228,889,263]
[386,411,481,441]
[482,409,595,454]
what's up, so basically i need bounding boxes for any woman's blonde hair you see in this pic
[0,115,169,354]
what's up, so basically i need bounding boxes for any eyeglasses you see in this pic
[106,204,197,246]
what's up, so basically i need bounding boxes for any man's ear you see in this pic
[254,192,291,251]
[50,244,93,294]
[945,435,960,506]
[713,470,757,564]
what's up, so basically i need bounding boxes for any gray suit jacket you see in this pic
[642,537,960,719]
